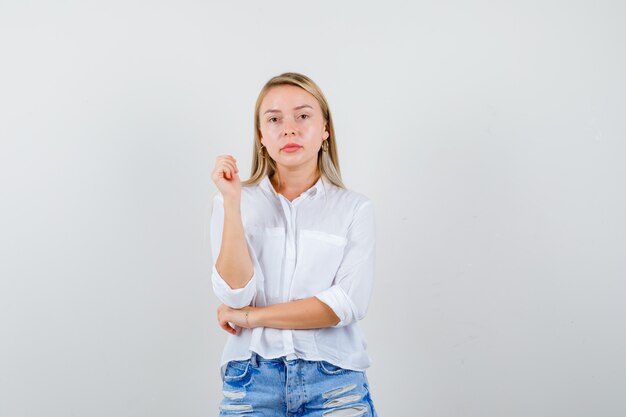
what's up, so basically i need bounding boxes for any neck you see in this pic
[271,167,320,197]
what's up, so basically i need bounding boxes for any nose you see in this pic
[282,119,296,136]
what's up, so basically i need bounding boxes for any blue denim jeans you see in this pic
[219,353,378,417]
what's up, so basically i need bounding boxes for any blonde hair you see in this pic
[241,72,345,189]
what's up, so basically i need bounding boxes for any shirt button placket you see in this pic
[280,197,297,355]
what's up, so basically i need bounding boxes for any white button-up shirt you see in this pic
[210,174,376,372]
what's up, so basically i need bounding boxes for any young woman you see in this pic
[210,72,378,417]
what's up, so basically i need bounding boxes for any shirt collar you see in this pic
[260,174,326,200]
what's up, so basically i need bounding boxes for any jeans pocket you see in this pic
[224,359,251,382]
[317,360,352,376]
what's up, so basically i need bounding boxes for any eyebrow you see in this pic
[263,105,313,115]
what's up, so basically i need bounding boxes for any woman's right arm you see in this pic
[215,194,253,289]
[210,155,257,308]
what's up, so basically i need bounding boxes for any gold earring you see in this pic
[321,140,329,152]
[258,144,266,157]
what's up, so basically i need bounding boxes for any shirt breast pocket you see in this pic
[292,229,348,298]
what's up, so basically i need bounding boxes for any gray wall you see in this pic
[1,1,625,416]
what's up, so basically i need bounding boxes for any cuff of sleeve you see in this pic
[211,265,256,308]
[315,285,358,327]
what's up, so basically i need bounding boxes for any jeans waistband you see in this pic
[250,352,299,367]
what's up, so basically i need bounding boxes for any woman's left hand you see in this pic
[217,304,256,334]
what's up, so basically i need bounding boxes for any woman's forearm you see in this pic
[252,297,340,329]
[215,196,254,289]
[217,297,340,334]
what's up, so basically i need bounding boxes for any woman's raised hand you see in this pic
[211,154,241,199]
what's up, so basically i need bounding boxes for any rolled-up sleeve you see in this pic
[209,192,257,308]
[315,199,376,327]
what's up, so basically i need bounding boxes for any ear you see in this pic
[323,130,329,140]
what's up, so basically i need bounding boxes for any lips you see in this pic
[282,143,302,151]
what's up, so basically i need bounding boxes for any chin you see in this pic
[275,154,307,164]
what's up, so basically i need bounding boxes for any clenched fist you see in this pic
[211,154,241,199]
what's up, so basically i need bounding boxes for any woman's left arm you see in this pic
[217,298,339,334]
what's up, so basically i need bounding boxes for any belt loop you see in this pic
[250,352,258,368]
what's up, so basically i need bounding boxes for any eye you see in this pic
[299,114,310,120]
[268,117,278,123]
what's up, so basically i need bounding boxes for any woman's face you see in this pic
[259,84,329,174]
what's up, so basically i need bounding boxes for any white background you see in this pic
[1,1,625,416]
